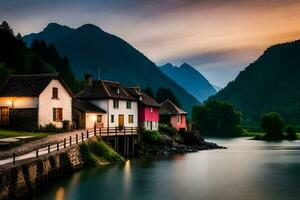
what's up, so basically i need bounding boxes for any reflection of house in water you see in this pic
[0,73,73,130]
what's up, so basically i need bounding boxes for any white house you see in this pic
[0,73,73,130]
[76,74,138,129]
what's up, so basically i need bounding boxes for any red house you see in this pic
[159,100,187,131]
[128,87,160,131]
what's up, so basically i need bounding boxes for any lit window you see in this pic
[126,101,131,109]
[177,114,182,124]
[52,87,58,99]
[111,115,114,123]
[97,115,102,123]
[128,115,134,123]
[113,100,119,108]
[53,108,63,122]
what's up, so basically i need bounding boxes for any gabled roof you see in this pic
[72,100,106,113]
[0,73,73,97]
[159,100,187,115]
[76,80,135,101]
[127,87,160,107]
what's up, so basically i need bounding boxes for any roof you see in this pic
[0,73,73,97]
[72,100,106,113]
[159,100,187,115]
[127,87,160,107]
[76,80,135,101]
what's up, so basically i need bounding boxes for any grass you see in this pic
[0,129,52,139]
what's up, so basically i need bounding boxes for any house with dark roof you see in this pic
[159,100,187,131]
[72,100,106,129]
[76,74,138,129]
[128,87,160,131]
[0,73,73,130]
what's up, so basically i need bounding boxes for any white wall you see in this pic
[90,99,138,128]
[0,97,38,108]
[85,112,107,129]
[143,121,158,131]
[38,80,72,128]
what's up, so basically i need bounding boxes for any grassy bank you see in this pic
[79,137,124,167]
[0,129,52,139]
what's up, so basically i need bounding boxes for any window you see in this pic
[53,108,63,122]
[113,100,119,108]
[150,107,153,112]
[97,115,102,123]
[111,115,114,123]
[128,115,134,124]
[126,101,131,109]
[52,87,58,99]
[177,114,182,124]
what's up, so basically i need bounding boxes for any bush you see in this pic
[140,130,161,145]
[79,143,98,167]
[36,123,64,133]
[159,124,177,137]
[286,126,297,140]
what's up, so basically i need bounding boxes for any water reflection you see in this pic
[36,138,300,200]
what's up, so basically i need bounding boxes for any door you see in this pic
[118,115,124,129]
[0,107,9,126]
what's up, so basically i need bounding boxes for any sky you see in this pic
[1,0,300,87]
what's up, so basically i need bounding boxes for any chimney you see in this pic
[84,73,93,88]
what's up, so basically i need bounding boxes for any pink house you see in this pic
[159,100,187,131]
[128,87,160,131]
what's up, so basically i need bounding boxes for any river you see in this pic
[34,138,300,200]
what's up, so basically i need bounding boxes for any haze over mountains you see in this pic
[23,23,200,113]
[160,63,217,102]
[213,39,300,124]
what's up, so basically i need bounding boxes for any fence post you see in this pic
[124,127,126,135]
[94,126,96,136]
[70,136,72,146]
[76,134,78,144]
[13,153,15,164]
[107,127,109,136]
[36,149,38,158]
[99,128,102,136]
[131,127,133,135]
[87,130,89,139]
[64,138,66,148]
[57,142,59,151]
[48,144,50,153]
[82,132,84,142]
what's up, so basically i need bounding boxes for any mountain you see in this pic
[0,21,81,92]
[23,23,200,113]
[212,84,222,92]
[213,39,300,125]
[160,63,217,102]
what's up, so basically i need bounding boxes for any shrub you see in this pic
[159,124,177,137]
[140,130,161,145]
[260,112,285,140]
[79,143,97,167]
[36,123,64,133]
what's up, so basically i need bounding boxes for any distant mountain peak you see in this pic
[44,23,73,32]
[77,24,103,32]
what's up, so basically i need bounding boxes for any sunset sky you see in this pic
[1,0,300,86]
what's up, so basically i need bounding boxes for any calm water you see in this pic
[35,138,300,200]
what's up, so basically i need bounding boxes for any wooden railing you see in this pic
[0,126,139,166]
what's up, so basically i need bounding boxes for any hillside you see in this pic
[160,63,217,102]
[0,21,81,92]
[23,23,200,113]
[213,40,300,124]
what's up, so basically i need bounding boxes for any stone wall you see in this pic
[0,145,83,200]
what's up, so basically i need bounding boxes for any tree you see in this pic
[143,87,154,98]
[0,21,14,35]
[286,126,297,140]
[156,87,181,108]
[192,100,242,137]
[260,112,285,140]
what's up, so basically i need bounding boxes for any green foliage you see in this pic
[140,130,161,145]
[192,100,242,137]
[260,112,285,140]
[88,139,124,163]
[79,143,98,167]
[159,124,177,137]
[36,123,64,133]
[142,87,154,98]
[156,87,181,108]
[213,40,300,125]
[286,126,297,140]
